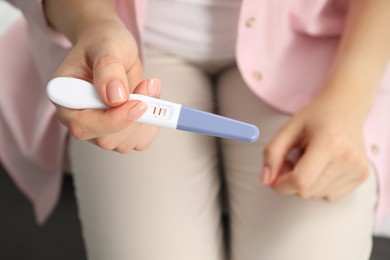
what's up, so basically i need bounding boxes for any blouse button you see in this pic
[246,17,256,27]
[371,144,380,155]
[252,71,262,81]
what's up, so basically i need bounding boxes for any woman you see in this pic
[1,0,390,259]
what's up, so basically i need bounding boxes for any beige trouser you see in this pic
[69,46,378,260]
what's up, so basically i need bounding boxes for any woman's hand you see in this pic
[260,91,370,201]
[45,0,162,153]
[53,22,161,152]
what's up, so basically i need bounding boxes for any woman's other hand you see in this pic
[261,91,370,201]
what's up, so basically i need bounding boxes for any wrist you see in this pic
[317,57,381,125]
[316,80,374,126]
[44,0,121,44]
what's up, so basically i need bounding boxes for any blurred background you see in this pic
[0,1,389,259]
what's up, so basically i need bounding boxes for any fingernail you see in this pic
[147,78,161,97]
[260,166,271,185]
[107,80,126,103]
[127,101,146,121]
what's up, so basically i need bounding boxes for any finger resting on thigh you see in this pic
[312,172,361,200]
[301,163,341,199]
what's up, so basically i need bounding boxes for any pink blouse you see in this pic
[1,0,389,232]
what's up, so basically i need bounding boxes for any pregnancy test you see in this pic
[46,77,259,142]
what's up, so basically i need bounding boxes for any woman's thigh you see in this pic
[69,46,224,260]
[217,66,378,260]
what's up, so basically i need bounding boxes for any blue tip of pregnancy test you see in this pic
[176,107,259,142]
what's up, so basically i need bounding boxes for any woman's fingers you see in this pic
[56,79,161,152]
[312,160,370,200]
[302,164,340,199]
[271,139,368,200]
[133,78,162,97]
[57,100,147,141]
[284,140,330,198]
[262,122,301,185]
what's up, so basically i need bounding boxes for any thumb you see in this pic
[261,122,301,185]
[92,53,132,107]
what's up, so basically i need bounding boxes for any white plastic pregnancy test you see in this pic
[47,77,259,142]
